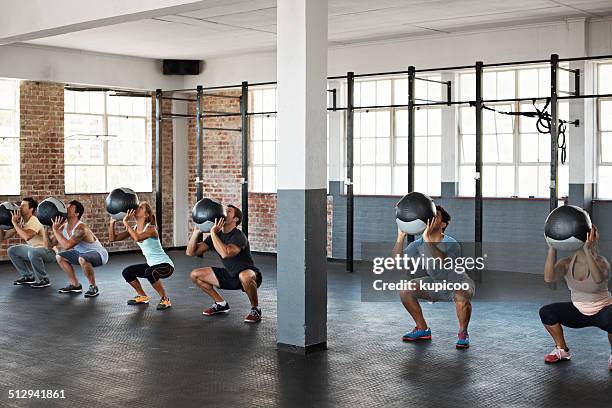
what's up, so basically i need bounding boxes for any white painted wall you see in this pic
[0,43,182,90]
[186,17,612,88]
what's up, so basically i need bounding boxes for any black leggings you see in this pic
[539,302,612,333]
[122,263,174,285]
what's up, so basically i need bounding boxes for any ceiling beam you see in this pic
[0,0,226,45]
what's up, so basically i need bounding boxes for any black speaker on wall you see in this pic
[162,59,202,75]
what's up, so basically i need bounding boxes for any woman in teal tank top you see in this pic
[109,202,174,310]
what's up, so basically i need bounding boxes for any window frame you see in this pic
[63,90,151,194]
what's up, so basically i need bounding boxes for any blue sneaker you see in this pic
[456,331,470,349]
[402,327,432,342]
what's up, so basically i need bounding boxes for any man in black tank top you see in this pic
[186,205,262,323]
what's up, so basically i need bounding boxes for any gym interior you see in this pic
[1,1,612,407]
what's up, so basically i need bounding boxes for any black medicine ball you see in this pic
[192,198,225,232]
[544,205,592,251]
[395,192,436,235]
[37,198,67,227]
[0,202,19,230]
[106,188,140,220]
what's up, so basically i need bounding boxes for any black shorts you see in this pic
[539,302,612,333]
[212,267,262,291]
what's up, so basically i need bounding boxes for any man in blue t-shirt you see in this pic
[391,205,475,349]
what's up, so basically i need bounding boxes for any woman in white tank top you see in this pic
[540,225,612,370]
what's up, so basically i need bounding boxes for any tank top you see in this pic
[62,221,109,264]
[564,254,612,315]
[135,223,173,267]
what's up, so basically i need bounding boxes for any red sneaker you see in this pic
[544,346,571,364]
[244,307,261,323]
[202,302,230,316]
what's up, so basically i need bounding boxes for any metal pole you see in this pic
[346,72,354,273]
[196,85,204,201]
[550,54,559,213]
[155,89,163,236]
[475,62,484,283]
[408,66,415,194]
[241,81,249,237]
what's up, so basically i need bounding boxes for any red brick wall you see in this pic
[186,90,333,256]
[0,81,173,259]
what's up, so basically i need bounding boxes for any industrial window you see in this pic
[64,90,151,193]
[458,67,569,198]
[351,76,442,196]
[248,87,277,193]
[0,78,20,195]
[597,63,612,199]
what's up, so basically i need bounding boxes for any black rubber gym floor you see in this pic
[0,251,610,407]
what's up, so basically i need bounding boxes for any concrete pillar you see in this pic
[566,18,596,211]
[440,72,459,197]
[276,0,328,353]
[327,79,343,195]
[172,97,189,246]
[568,60,596,211]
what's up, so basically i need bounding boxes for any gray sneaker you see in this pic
[30,278,51,288]
[84,285,99,298]
[58,283,83,293]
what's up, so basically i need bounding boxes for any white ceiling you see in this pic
[25,0,612,59]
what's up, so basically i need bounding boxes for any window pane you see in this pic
[252,141,263,165]
[375,166,392,195]
[460,134,475,163]
[376,111,390,137]
[361,138,375,164]
[460,73,475,101]
[537,165,549,197]
[393,165,408,195]
[394,79,408,105]
[65,140,104,165]
[360,81,376,106]
[599,64,612,94]
[521,133,539,162]
[415,137,428,164]
[253,117,263,140]
[107,166,150,192]
[519,69,538,98]
[427,78,442,102]
[559,165,569,198]
[376,81,391,105]
[353,139,361,165]
[496,166,515,197]
[395,109,408,136]
[460,107,475,134]
[67,166,105,193]
[360,166,376,195]
[601,132,612,162]
[598,166,612,198]
[426,165,441,196]
[375,138,390,163]
[497,71,515,99]
[395,137,408,164]
[262,166,276,192]
[427,109,441,135]
[518,166,538,197]
[0,80,16,109]
[90,92,105,114]
[483,72,497,100]
[251,166,263,193]
[459,165,475,196]
[262,141,276,165]
[262,117,276,140]
[427,137,441,164]
[0,110,15,138]
[65,113,104,138]
[415,109,428,136]
[263,89,276,111]
[0,164,19,195]
[601,101,612,131]
[482,165,496,196]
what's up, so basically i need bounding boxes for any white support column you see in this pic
[276,0,328,353]
[568,60,596,209]
[327,79,343,195]
[440,72,459,197]
[566,18,596,210]
[172,98,189,247]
